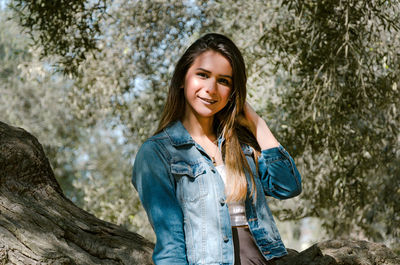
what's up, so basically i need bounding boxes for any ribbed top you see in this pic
[215,165,248,227]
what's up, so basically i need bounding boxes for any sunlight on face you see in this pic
[183,50,232,122]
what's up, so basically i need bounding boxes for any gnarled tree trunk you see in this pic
[0,121,399,265]
[0,122,154,264]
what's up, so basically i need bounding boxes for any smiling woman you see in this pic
[183,50,232,132]
[131,33,302,265]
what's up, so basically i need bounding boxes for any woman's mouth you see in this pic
[198,96,217,104]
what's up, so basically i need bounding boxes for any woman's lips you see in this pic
[198,96,217,104]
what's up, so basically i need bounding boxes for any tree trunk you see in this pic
[0,121,399,265]
[0,121,154,264]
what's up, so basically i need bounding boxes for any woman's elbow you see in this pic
[288,182,302,198]
[278,171,302,199]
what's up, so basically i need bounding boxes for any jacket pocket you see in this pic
[171,161,208,202]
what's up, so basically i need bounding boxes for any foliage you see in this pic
[0,12,83,201]
[3,0,400,251]
[70,122,155,240]
[8,0,107,75]
[258,0,400,245]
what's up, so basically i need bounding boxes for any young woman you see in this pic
[132,33,302,265]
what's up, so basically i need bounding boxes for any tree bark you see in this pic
[0,121,154,264]
[0,121,399,265]
[277,240,400,265]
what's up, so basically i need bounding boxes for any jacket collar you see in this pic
[165,120,195,146]
[164,120,225,148]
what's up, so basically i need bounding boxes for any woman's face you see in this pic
[183,50,233,121]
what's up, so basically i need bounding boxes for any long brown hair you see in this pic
[156,33,260,202]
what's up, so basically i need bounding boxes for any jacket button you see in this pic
[223,236,229,242]
[219,198,225,206]
[211,169,216,173]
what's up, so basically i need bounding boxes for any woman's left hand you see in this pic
[238,101,279,150]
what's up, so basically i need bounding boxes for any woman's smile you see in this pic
[197,95,218,104]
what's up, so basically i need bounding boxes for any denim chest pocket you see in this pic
[171,161,208,202]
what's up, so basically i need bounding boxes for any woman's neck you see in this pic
[181,108,222,166]
[181,112,215,140]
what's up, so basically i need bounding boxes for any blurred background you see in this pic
[1,0,399,253]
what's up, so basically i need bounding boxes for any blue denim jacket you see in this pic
[132,121,302,265]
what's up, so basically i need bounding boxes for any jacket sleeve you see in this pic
[131,140,188,265]
[257,144,302,199]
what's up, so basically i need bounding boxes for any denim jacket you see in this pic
[132,121,302,265]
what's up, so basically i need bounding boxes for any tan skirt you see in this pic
[232,226,277,265]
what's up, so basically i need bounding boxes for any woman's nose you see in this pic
[205,78,217,93]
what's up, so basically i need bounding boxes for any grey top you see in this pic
[215,165,248,227]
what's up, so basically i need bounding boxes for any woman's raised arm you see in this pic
[240,102,302,199]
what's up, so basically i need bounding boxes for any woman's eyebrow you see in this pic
[196,68,232,79]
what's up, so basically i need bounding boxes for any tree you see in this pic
[8,0,107,75]
[4,0,400,252]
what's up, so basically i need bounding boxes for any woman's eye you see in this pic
[197,72,208,78]
[218,78,230,86]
